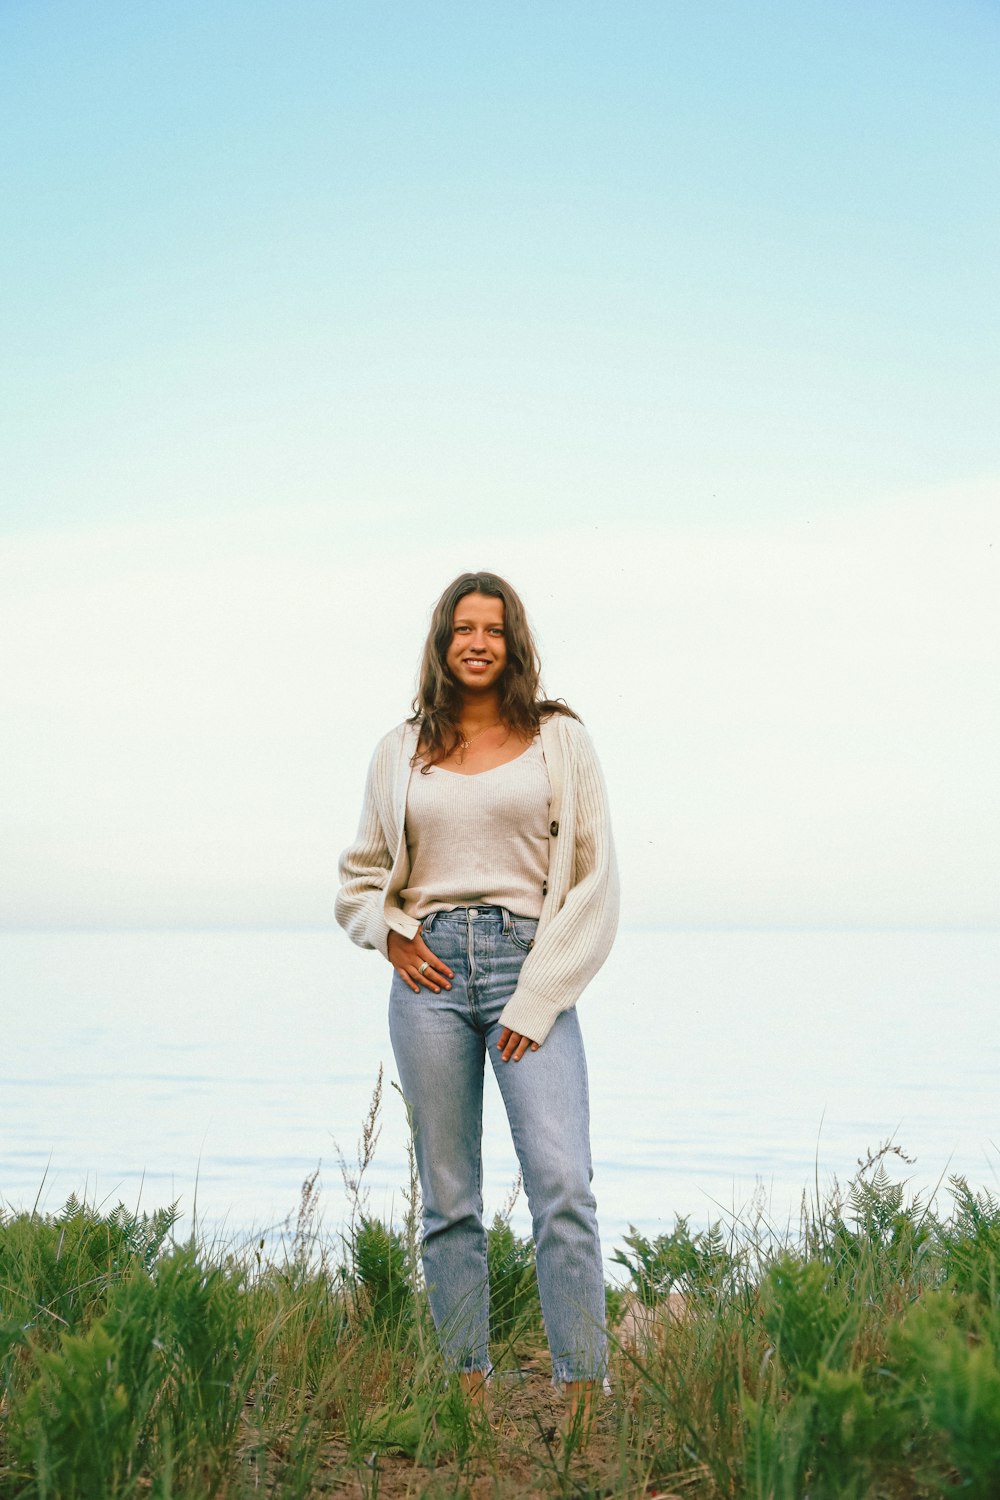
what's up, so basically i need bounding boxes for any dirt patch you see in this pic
[320,1369,628,1498]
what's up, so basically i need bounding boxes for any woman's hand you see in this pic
[387,928,454,994]
[497,1027,539,1063]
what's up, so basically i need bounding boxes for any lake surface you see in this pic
[2,928,998,1271]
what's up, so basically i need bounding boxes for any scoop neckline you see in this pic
[430,739,539,779]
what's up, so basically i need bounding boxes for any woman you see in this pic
[336,570,619,1432]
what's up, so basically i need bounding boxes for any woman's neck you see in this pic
[458,692,501,732]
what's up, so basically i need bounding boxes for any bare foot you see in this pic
[458,1369,491,1420]
[561,1379,597,1451]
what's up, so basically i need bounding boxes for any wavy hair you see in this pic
[410,571,578,769]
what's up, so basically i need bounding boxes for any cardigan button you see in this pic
[549,820,559,837]
[542,880,548,896]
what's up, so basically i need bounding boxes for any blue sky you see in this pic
[1,1,997,927]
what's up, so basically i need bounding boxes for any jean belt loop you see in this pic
[500,906,511,935]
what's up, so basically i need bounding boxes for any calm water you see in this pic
[2,928,998,1269]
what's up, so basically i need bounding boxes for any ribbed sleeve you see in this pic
[497,721,619,1043]
[335,727,419,958]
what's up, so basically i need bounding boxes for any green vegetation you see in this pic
[2,1119,1000,1496]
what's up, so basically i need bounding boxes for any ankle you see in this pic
[458,1369,490,1411]
[561,1378,597,1446]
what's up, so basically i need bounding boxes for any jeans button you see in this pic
[468,908,478,919]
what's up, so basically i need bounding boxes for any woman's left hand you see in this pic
[497,1027,539,1063]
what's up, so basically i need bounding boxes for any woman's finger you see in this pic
[387,928,452,990]
[412,964,443,993]
[388,932,449,985]
[414,938,454,980]
[413,950,452,987]
[498,1028,539,1062]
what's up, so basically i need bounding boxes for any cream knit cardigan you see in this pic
[336,713,620,1045]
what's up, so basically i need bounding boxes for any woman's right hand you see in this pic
[387,927,454,994]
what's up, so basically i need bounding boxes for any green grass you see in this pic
[2,1116,1000,1496]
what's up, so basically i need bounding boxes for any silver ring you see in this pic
[418,961,430,975]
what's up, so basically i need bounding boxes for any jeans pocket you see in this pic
[423,925,461,967]
[508,916,538,953]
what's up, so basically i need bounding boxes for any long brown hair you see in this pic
[410,571,579,769]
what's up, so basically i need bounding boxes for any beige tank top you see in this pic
[400,737,551,920]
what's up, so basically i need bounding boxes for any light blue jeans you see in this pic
[388,904,607,1385]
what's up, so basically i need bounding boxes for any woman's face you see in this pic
[445,592,508,694]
